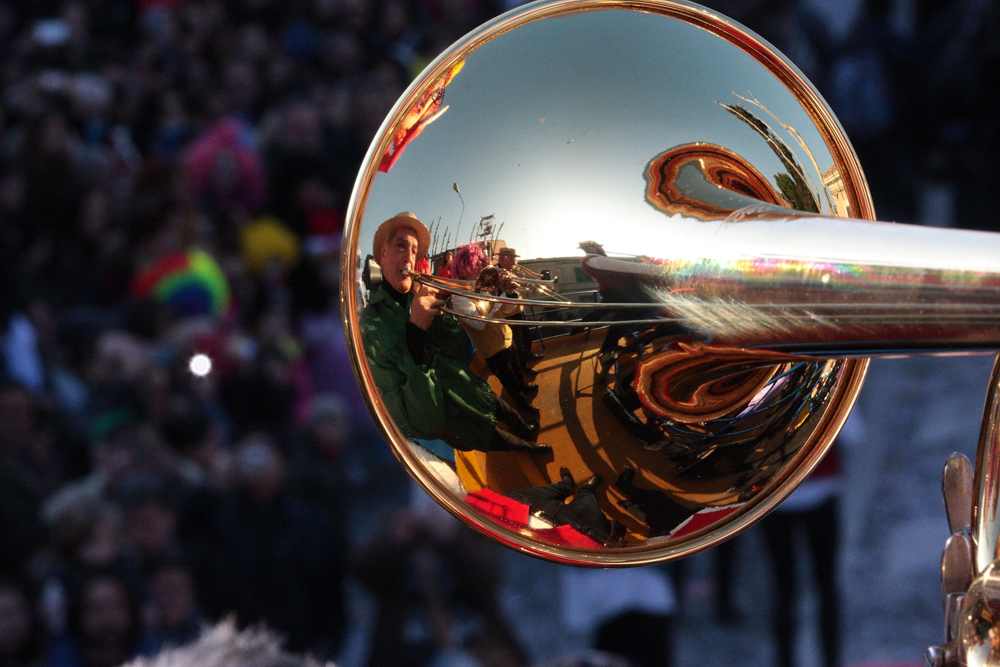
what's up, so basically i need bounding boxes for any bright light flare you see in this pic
[189,353,212,377]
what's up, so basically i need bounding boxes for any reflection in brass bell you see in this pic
[957,561,1000,667]
[340,0,1000,566]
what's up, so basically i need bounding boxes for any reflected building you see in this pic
[823,164,852,218]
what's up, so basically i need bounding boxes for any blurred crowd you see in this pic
[0,1,997,667]
[0,0,512,666]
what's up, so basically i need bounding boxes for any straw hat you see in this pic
[372,212,431,261]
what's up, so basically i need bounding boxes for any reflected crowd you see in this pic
[1,3,998,667]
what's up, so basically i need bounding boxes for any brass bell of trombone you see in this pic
[339,0,1000,572]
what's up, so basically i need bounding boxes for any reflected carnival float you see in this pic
[339,2,1000,664]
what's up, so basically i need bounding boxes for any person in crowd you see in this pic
[216,340,299,443]
[288,393,351,534]
[137,557,204,656]
[39,497,146,642]
[0,380,69,499]
[158,397,228,492]
[41,417,185,535]
[47,569,141,667]
[355,487,529,667]
[197,430,346,660]
[0,381,51,577]
[360,212,549,454]
[46,500,127,577]
[0,577,46,667]
[261,100,345,239]
[559,564,676,667]
[116,479,182,570]
[183,120,267,219]
[759,416,857,667]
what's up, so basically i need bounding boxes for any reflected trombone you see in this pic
[400,266,572,314]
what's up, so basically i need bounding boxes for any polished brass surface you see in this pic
[958,560,1000,667]
[974,359,1000,573]
[945,453,974,536]
[340,0,1000,567]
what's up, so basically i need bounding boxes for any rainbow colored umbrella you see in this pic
[131,249,230,318]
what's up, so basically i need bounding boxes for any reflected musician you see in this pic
[496,246,546,283]
[359,212,551,455]
[435,249,454,279]
[496,247,544,364]
[451,244,539,418]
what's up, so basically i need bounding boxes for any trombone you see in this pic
[341,2,1000,665]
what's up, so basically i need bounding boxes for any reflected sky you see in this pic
[358,7,837,263]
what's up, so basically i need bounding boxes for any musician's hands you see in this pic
[410,283,444,330]
[500,275,517,295]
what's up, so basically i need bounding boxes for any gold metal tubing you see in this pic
[408,271,573,305]
[497,267,555,287]
[972,356,1000,574]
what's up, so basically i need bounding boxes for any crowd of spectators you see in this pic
[1,1,998,667]
[0,0,514,666]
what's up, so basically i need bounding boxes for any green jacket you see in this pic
[360,285,496,451]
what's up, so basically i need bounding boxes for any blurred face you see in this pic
[124,501,176,558]
[380,0,409,38]
[498,253,514,270]
[282,103,321,154]
[224,60,259,111]
[81,578,131,641]
[149,567,195,629]
[0,386,34,453]
[313,414,348,458]
[235,436,285,500]
[354,62,405,139]
[0,172,25,214]
[39,113,70,155]
[76,517,122,567]
[0,588,31,656]
[79,190,110,239]
[381,226,418,293]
